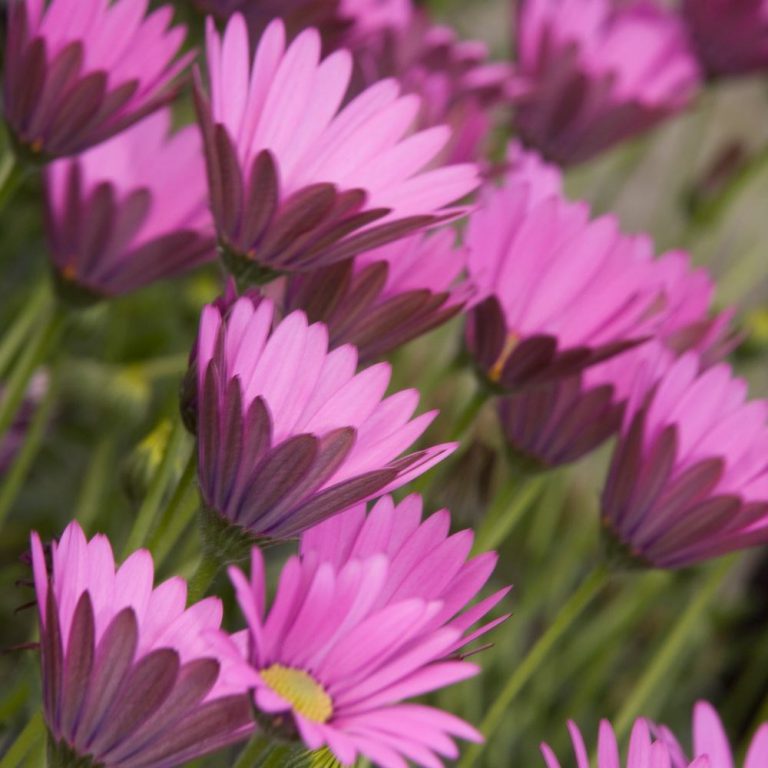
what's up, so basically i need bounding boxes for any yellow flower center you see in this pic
[489,333,519,382]
[260,664,333,723]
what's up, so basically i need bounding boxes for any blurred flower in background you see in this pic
[682,0,768,79]
[4,0,192,160]
[510,0,700,165]
[0,372,48,475]
[44,109,215,304]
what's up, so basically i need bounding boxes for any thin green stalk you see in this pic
[122,419,188,557]
[613,556,735,739]
[0,376,57,528]
[0,149,29,211]
[187,548,222,603]
[74,436,116,532]
[448,387,491,442]
[233,734,275,768]
[126,353,190,381]
[473,473,547,554]
[0,280,51,379]
[459,565,610,767]
[147,448,198,567]
[0,712,45,768]
[0,307,64,441]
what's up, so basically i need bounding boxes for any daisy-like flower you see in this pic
[465,146,696,394]
[0,372,49,475]
[660,701,768,768]
[541,717,709,768]
[195,295,454,542]
[511,0,700,165]
[30,521,257,768]
[602,353,768,568]
[496,248,736,470]
[264,229,470,363]
[227,493,509,767]
[682,0,768,78]
[194,14,478,284]
[44,109,214,304]
[4,0,192,160]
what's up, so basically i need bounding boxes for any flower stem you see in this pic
[0,712,45,768]
[146,448,198,567]
[233,733,278,768]
[0,375,57,529]
[613,556,735,739]
[74,436,116,532]
[449,386,491,442]
[0,147,29,211]
[459,564,610,767]
[122,418,189,557]
[187,548,222,603]
[0,280,51,379]
[0,303,65,442]
[473,472,547,554]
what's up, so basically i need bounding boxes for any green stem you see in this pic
[0,304,64,442]
[449,387,491,442]
[0,712,44,768]
[126,353,190,381]
[74,436,116,532]
[0,149,29,211]
[187,548,222,603]
[0,280,51,379]
[233,733,277,768]
[0,375,57,529]
[122,419,188,557]
[473,473,547,554]
[459,565,610,767]
[613,556,734,739]
[147,448,198,568]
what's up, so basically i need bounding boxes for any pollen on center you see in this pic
[260,664,333,724]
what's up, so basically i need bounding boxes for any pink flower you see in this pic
[541,718,709,768]
[353,11,512,164]
[465,146,704,394]
[195,295,455,540]
[660,701,768,768]
[43,109,214,302]
[602,353,768,568]
[4,0,192,159]
[0,372,49,475]
[682,0,768,78]
[194,15,479,283]
[30,521,257,768]
[227,493,508,767]
[263,228,471,362]
[511,0,700,165]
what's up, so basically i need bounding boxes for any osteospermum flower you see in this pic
[511,0,700,165]
[465,147,697,394]
[602,353,768,568]
[30,521,257,768]
[44,109,214,303]
[194,14,478,283]
[264,229,470,363]
[660,701,768,768]
[226,494,508,767]
[4,0,192,160]
[682,0,768,78]
[195,295,454,541]
[541,717,708,768]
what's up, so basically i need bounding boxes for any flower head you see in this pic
[195,295,454,541]
[465,146,702,394]
[263,229,470,363]
[194,14,478,283]
[660,701,768,768]
[228,493,508,767]
[541,718,708,768]
[683,0,768,78]
[4,0,192,160]
[30,521,257,768]
[511,0,700,165]
[44,109,214,303]
[602,353,768,568]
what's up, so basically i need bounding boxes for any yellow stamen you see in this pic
[261,664,333,723]
[489,333,519,382]
[61,263,77,281]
